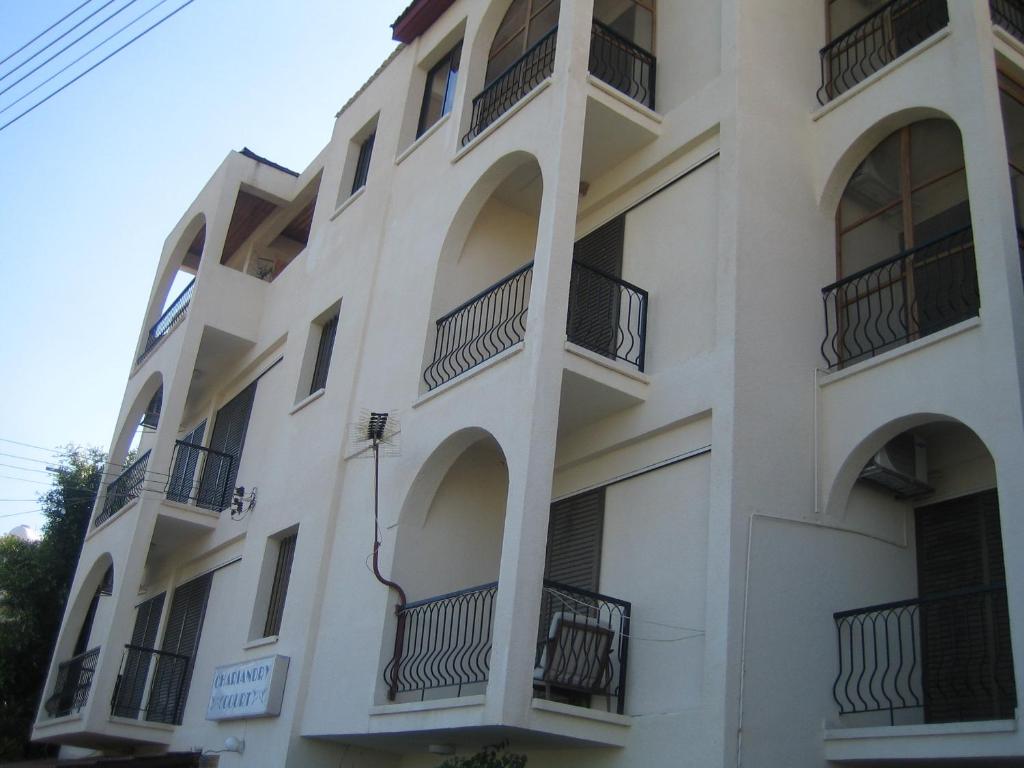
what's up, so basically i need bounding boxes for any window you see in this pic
[111,592,165,718]
[309,312,339,394]
[263,532,297,637]
[827,119,977,364]
[351,132,375,194]
[568,215,624,360]
[418,42,462,137]
[486,0,560,83]
[593,0,654,51]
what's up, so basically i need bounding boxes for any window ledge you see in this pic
[818,316,980,387]
[453,78,552,164]
[290,388,326,415]
[244,635,279,651]
[811,28,950,121]
[108,715,178,732]
[824,718,1019,763]
[396,112,451,166]
[330,186,365,221]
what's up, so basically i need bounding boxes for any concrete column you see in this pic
[948,0,1024,720]
[483,0,593,726]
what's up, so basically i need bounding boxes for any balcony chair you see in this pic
[533,611,614,709]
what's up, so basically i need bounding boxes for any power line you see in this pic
[0,509,44,519]
[0,437,61,454]
[0,0,94,71]
[0,0,145,101]
[0,0,175,119]
[0,0,120,85]
[0,0,199,134]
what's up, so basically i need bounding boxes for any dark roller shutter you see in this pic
[167,421,206,504]
[197,382,256,511]
[916,489,1015,722]
[545,489,605,592]
[569,217,624,359]
[573,216,624,277]
[147,572,212,724]
[112,593,165,718]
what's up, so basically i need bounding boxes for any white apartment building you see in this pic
[30,1,1024,766]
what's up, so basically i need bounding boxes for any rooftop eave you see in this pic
[391,0,456,42]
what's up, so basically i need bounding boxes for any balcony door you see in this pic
[916,490,1016,722]
[112,592,165,718]
[569,217,624,360]
[197,382,256,511]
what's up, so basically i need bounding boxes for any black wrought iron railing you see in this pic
[833,585,1017,724]
[817,0,948,105]
[164,440,234,511]
[423,262,533,390]
[462,27,557,146]
[589,20,656,110]
[96,450,151,526]
[567,261,648,371]
[138,278,195,364]
[44,647,100,718]
[536,580,630,715]
[821,226,978,368]
[111,644,191,724]
[384,582,498,700]
[992,0,1024,43]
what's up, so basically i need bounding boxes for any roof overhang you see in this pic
[391,0,456,42]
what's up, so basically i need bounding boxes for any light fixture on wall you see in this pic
[223,736,244,754]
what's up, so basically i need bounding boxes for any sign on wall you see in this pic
[206,655,289,721]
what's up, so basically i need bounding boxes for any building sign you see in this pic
[206,655,289,720]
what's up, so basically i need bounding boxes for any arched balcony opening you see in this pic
[95,375,163,527]
[137,217,204,365]
[422,154,543,390]
[821,118,978,368]
[382,431,509,703]
[829,418,1017,727]
[42,555,114,719]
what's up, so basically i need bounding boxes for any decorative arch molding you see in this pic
[56,552,115,659]
[396,426,510,532]
[110,370,164,465]
[818,105,955,214]
[823,411,990,519]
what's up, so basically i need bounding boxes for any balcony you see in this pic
[383,580,630,715]
[817,0,949,105]
[137,278,195,365]
[165,439,235,512]
[588,20,655,110]
[833,585,1017,726]
[95,450,150,527]
[43,647,100,719]
[462,27,558,146]
[423,261,647,391]
[992,0,1024,45]
[820,226,978,369]
[111,644,191,725]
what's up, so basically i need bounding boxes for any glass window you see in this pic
[309,313,339,394]
[351,132,375,194]
[418,42,462,137]
[486,0,561,83]
[263,533,297,637]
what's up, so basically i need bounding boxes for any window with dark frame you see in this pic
[351,132,375,194]
[263,532,297,637]
[309,313,339,394]
[418,42,462,138]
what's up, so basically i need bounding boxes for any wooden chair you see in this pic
[533,611,614,706]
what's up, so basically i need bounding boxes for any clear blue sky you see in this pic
[0,0,409,532]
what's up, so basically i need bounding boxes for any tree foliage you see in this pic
[0,446,104,760]
[436,742,527,768]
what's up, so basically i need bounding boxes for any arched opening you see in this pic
[96,374,163,526]
[830,418,1016,726]
[44,554,114,718]
[382,430,509,702]
[139,216,205,364]
[422,154,542,390]
[823,118,978,367]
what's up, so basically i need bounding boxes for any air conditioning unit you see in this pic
[859,433,932,498]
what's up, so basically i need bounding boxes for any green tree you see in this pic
[0,446,104,761]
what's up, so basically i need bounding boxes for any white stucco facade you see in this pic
[32,1,1024,766]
